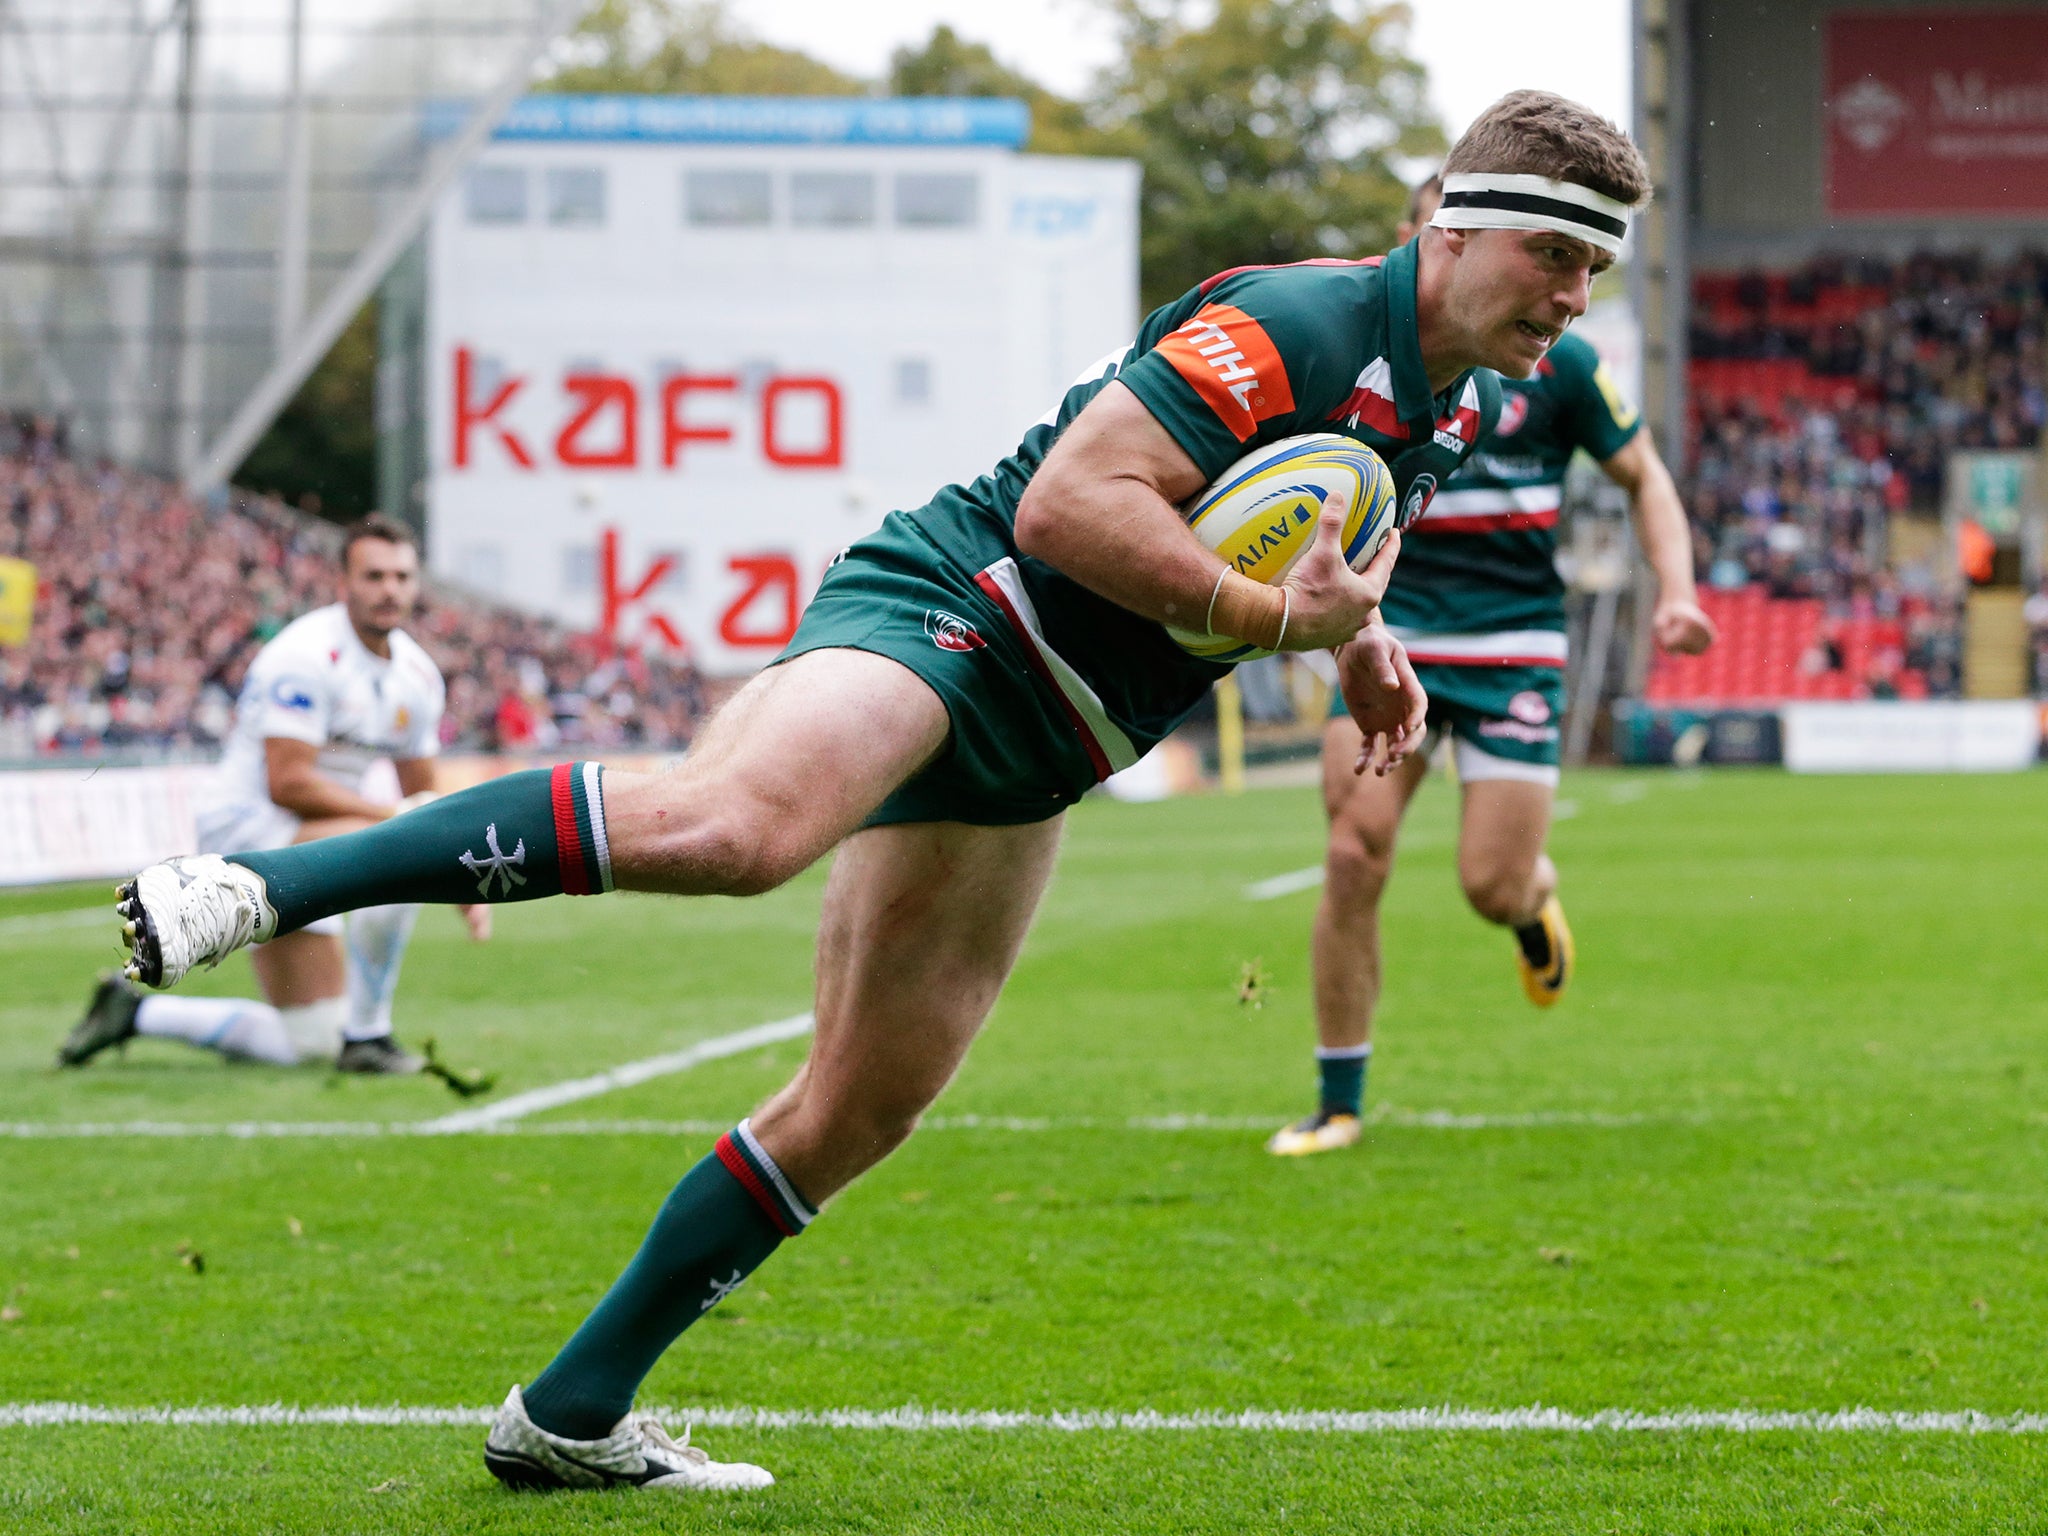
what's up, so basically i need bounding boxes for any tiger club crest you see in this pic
[1399,473,1438,529]
[923,609,987,653]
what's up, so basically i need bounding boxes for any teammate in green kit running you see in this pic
[118,92,1643,1492]
[1268,167,1716,1158]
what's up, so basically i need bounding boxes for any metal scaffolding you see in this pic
[0,0,584,488]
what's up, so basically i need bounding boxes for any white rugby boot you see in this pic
[116,855,278,989]
[1266,1108,1365,1156]
[483,1386,773,1493]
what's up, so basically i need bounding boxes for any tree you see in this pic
[887,25,1130,159]
[542,0,863,96]
[1093,0,1443,310]
[234,298,379,520]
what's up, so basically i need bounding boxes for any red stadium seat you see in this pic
[1643,588,1932,706]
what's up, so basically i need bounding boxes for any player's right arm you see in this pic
[1014,381,1398,652]
[240,644,392,824]
[263,736,395,823]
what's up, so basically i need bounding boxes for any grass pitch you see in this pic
[3,767,2046,1532]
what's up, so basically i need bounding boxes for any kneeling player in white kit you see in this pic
[59,515,488,1073]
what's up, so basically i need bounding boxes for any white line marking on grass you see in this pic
[0,1106,1677,1139]
[1242,866,1325,901]
[929,1109,1667,1132]
[0,1121,400,1139]
[0,908,108,943]
[417,1012,816,1133]
[3,1403,2044,1434]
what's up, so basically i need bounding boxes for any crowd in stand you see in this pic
[0,416,706,760]
[7,245,2045,761]
[1683,249,2048,699]
[2028,578,2048,696]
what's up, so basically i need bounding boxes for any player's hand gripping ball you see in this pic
[1167,433,1399,662]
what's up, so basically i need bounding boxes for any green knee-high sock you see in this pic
[521,1120,816,1441]
[231,763,613,934]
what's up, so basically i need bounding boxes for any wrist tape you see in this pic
[1208,570,1288,652]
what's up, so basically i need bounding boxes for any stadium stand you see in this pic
[0,415,708,760]
[2029,579,2048,696]
[11,249,2037,749]
[1654,249,2045,705]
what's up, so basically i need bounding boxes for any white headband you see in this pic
[1428,172,1632,256]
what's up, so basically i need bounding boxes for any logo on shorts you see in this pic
[1507,689,1552,726]
[923,609,987,652]
[1399,473,1437,528]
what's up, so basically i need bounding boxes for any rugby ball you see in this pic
[1166,433,1399,662]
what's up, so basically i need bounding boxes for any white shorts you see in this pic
[193,800,344,937]
[1425,730,1562,789]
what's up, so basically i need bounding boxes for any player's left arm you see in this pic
[1599,433,1715,655]
[1335,613,1427,776]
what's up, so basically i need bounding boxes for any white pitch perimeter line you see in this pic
[0,1108,1674,1140]
[1,1403,2043,1434]
[416,1012,816,1134]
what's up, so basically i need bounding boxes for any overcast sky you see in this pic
[728,0,1633,141]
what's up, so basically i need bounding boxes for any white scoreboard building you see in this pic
[419,95,1139,673]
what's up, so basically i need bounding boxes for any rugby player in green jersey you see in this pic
[117,92,1645,1492]
[1269,167,1716,1158]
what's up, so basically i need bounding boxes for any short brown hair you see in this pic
[1406,173,1443,228]
[1443,91,1651,209]
[341,513,416,568]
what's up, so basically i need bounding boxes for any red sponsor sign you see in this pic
[448,348,845,472]
[1826,11,2048,215]
[596,528,817,655]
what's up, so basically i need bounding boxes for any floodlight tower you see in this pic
[0,0,588,494]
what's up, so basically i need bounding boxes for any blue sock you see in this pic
[1316,1044,1371,1117]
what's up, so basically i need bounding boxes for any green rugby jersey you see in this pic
[1382,329,1637,668]
[898,236,1501,779]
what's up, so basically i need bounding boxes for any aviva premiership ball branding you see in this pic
[1169,433,1398,662]
[1208,488,1320,583]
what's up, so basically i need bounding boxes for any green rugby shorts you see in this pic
[774,513,1104,826]
[1331,658,1565,780]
